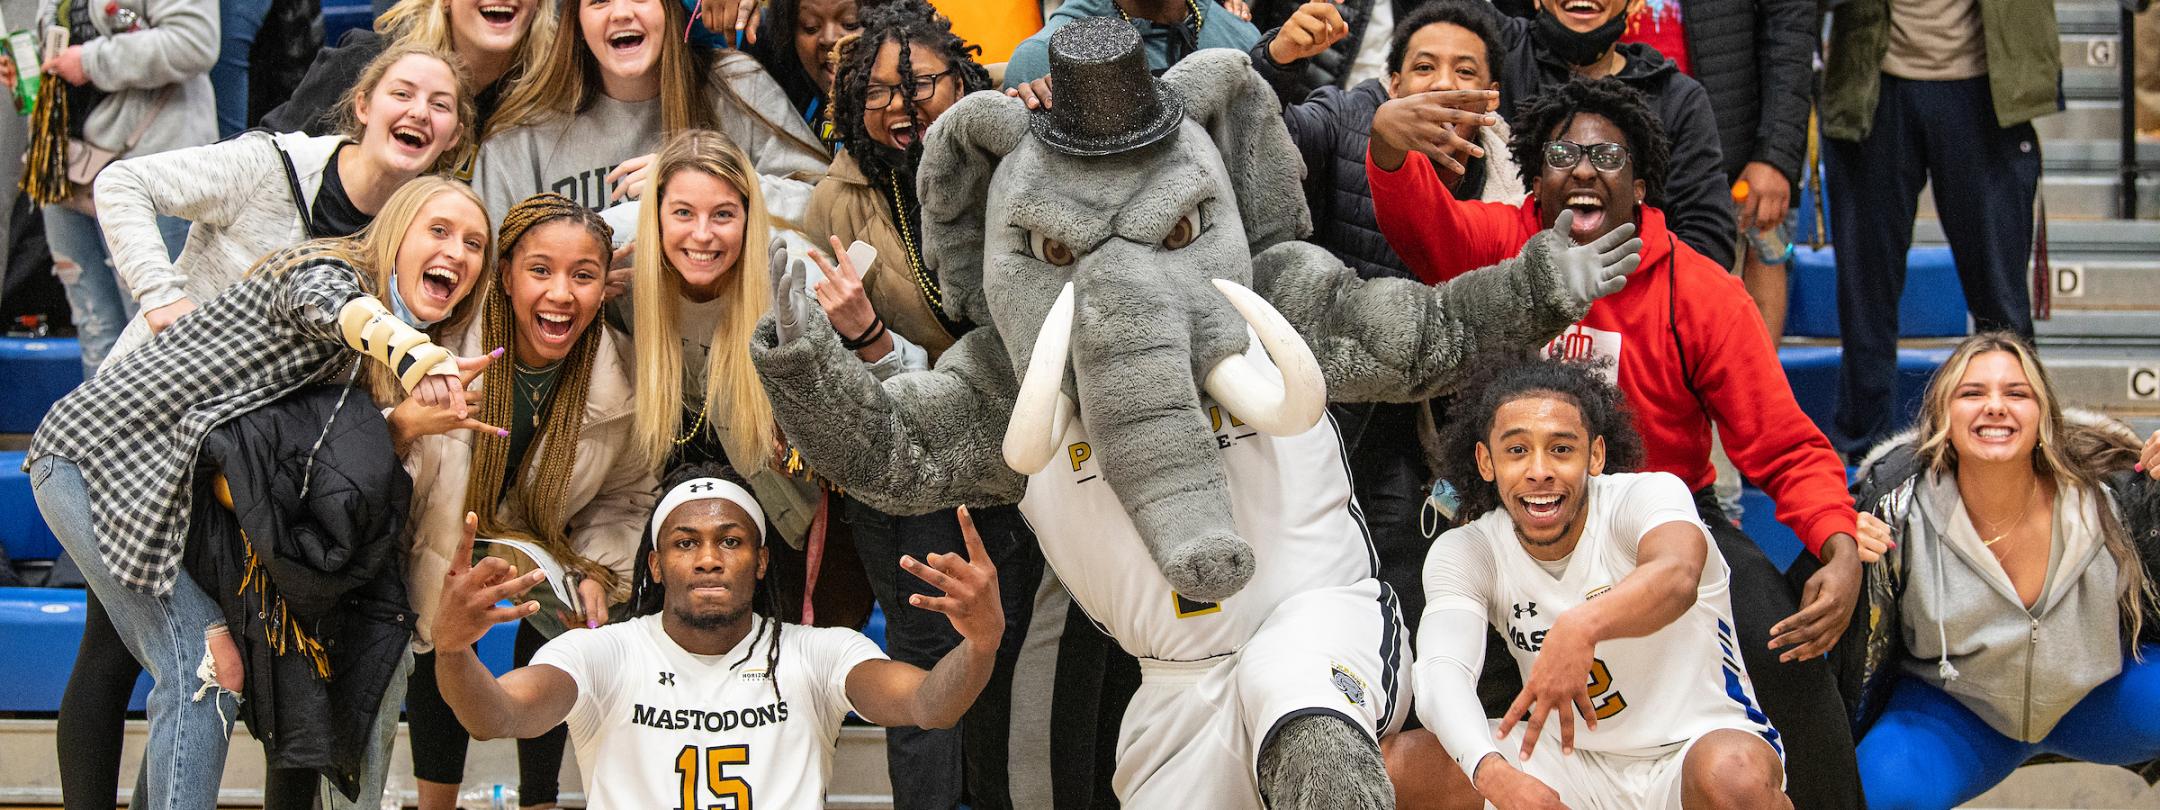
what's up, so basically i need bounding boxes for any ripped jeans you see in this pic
[30,455,236,809]
[42,205,190,377]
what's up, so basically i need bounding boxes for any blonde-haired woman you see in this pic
[1845,331,2160,809]
[473,0,825,225]
[371,193,654,810]
[627,129,821,547]
[28,176,495,810]
[98,43,476,364]
[262,0,553,144]
[53,44,476,810]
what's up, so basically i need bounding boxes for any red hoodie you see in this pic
[1367,150,1857,557]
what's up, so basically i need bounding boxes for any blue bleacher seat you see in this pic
[1780,345,1951,440]
[0,583,518,712]
[1784,247,1969,339]
[863,603,886,651]
[0,450,60,563]
[0,588,151,711]
[0,337,82,433]
[1737,488,1805,573]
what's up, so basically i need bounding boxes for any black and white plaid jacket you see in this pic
[29,254,372,595]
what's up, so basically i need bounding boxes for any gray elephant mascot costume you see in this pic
[752,19,1637,809]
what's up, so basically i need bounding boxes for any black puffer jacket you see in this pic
[184,383,415,800]
[1477,4,1740,268]
[1249,0,1409,95]
[1675,0,1818,183]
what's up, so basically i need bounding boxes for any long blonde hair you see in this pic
[631,130,775,471]
[254,176,493,404]
[334,43,480,175]
[375,0,555,139]
[1917,331,2155,644]
[490,0,721,136]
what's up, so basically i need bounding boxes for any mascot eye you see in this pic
[1027,231,1076,267]
[1163,210,1201,250]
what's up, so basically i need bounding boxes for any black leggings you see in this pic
[407,619,568,805]
[57,593,318,809]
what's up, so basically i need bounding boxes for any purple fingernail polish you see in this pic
[491,347,505,357]
[497,429,509,437]
[587,620,599,629]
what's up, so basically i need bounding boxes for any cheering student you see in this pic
[431,465,1004,808]
[1369,78,1865,809]
[1844,333,2160,810]
[1393,356,1788,810]
[262,0,550,145]
[474,0,827,224]
[28,176,494,809]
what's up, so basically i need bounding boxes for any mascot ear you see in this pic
[920,90,1030,327]
[1163,50,1314,255]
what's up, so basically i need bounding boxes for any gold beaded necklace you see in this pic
[674,406,708,446]
[886,176,942,313]
[1114,0,1207,35]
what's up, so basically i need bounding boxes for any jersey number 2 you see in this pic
[674,744,751,810]
[1584,658,1628,720]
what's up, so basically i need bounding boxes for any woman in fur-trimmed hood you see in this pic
[1841,332,2160,809]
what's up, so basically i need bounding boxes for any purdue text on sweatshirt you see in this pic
[1368,149,1857,556]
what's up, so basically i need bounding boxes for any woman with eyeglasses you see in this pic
[793,4,1078,808]
[1370,78,1871,809]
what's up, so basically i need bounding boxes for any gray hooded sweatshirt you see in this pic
[1884,469,2125,742]
[95,131,347,367]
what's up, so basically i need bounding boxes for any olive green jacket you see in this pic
[1820,0,2061,141]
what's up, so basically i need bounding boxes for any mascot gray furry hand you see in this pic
[752,18,1638,809]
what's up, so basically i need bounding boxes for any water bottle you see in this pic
[1747,221,1794,266]
[456,784,517,810]
[1730,179,1795,266]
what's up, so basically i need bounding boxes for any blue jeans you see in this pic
[43,205,188,377]
[30,455,237,810]
[1856,645,2160,809]
[213,0,274,137]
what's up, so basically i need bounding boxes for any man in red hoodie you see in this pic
[1368,78,1864,809]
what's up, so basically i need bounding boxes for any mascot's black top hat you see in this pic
[1029,17,1185,157]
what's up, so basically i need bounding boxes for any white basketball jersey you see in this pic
[1442,473,1780,755]
[1018,338,1377,663]
[530,615,886,809]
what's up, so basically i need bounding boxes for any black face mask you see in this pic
[1531,6,1628,67]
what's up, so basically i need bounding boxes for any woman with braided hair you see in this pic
[381,193,657,810]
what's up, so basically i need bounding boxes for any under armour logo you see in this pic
[688,482,717,493]
[658,671,676,686]
[1512,602,1538,619]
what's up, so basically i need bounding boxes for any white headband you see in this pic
[651,478,767,545]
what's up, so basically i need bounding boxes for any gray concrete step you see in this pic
[2032,344,2160,415]
[2041,259,2160,311]
[2035,101,2128,142]
[2042,139,2160,174]
[1914,174,2159,221]
[1913,217,2160,255]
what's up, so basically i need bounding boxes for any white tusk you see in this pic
[1202,278,1326,436]
[1003,283,1078,475]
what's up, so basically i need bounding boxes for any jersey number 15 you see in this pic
[675,744,752,810]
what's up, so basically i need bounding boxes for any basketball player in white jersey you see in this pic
[1385,359,1788,810]
[429,467,1004,809]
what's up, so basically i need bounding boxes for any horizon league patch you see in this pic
[1331,663,1368,709]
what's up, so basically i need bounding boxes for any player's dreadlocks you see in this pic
[1507,77,1673,207]
[631,462,790,701]
[1432,354,1644,523]
[828,0,992,186]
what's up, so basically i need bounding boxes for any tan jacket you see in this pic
[805,149,957,358]
[402,319,657,651]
